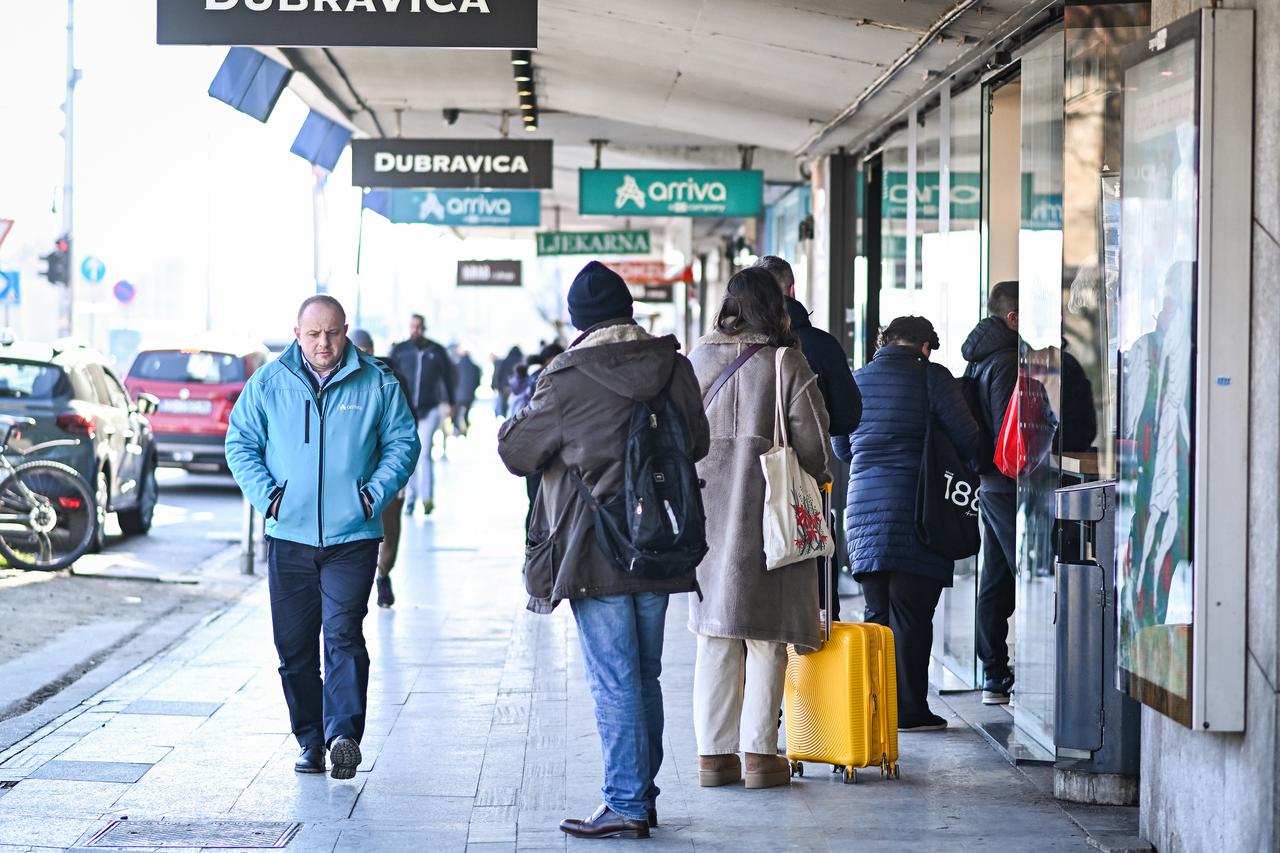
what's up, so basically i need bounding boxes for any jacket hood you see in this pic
[546,322,676,401]
[961,317,1020,363]
[785,297,813,331]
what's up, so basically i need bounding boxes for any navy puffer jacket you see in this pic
[833,346,985,586]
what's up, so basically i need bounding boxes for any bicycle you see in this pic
[0,415,96,571]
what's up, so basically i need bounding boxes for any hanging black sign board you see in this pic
[157,0,538,49]
[352,139,553,189]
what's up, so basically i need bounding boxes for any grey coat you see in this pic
[497,321,710,614]
[688,331,833,652]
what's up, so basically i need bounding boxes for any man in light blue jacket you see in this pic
[226,295,419,780]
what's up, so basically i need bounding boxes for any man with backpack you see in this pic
[498,261,710,840]
[960,280,1021,705]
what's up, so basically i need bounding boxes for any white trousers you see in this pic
[692,635,788,756]
[405,407,445,504]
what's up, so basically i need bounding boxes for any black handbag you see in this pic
[915,364,982,560]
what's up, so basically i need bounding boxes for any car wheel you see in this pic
[118,454,158,536]
[87,468,108,554]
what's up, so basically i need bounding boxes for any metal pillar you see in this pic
[58,0,79,337]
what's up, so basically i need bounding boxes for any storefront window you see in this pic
[1015,31,1065,752]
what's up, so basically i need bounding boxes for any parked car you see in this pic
[0,339,160,552]
[123,341,268,474]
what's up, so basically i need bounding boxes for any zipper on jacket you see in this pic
[317,389,326,547]
[304,400,311,444]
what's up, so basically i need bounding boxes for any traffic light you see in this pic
[40,236,70,285]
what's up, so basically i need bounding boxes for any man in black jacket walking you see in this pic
[960,280,1020,705]
[389,314,457,516]
[755,256,861,618]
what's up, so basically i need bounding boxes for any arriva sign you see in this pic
[579,169,764,217]
[362,189,540,227]
[157,0,538,48]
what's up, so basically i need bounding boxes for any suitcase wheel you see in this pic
[843,767,857,785]
[789,761,804,778]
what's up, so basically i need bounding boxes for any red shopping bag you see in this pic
[994,372,1055,479]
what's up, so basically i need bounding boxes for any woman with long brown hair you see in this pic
[687,267,832,790]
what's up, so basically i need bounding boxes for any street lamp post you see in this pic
[58,0,80,338]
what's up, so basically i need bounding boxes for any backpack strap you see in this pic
[703,343,765,409]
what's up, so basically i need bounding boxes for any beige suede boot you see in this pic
[744,752,791,789]
[698,754,742,787]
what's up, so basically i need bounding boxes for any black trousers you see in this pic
[977,489,1018,683]
[268,537,379,749]
[860,572,944,724]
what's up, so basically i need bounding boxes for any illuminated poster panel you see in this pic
[1116,37,1199,727]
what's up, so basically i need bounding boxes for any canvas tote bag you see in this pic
[760,348,835,570]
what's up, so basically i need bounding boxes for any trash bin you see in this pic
[1053,480,1141,806]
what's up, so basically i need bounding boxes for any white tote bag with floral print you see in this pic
[760,348,834,570]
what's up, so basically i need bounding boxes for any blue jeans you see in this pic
[570,593,669,822]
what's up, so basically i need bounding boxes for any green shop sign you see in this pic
[883,171,982,221]
[579,169,763,217]
[536,230,652,256]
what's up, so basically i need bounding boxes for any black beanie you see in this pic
[567,261,633,331]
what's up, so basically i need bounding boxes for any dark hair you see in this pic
[539,342,565,362]
[714,268,797,347]
[297,294,346,325]
[988,281,1019,318]
[879,315,940,350]
[753,255,794,292]
[411,313,427,325]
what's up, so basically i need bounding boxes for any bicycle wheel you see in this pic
[0,460,96,571]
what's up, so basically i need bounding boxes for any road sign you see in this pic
[0,271,19,306]
[0,220,12,252]
[579,169,764,217]
[536,230,652,256]
[352,139,553,189]
[157,0,538,48]
[363,189,540,227]
[112,280,136,304]
[457,260,522,287]
[81,256,106,284]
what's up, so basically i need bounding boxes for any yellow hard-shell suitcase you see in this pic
[783,488,901,784]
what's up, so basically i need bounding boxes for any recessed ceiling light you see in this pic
[511,50,532,66]
[525,124,538,132]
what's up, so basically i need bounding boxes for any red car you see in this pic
[124,342,268,473]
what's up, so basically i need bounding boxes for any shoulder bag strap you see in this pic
[702,342,765,409]
[774,347,790,448]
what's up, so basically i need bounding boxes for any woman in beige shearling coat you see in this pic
[688,267,832,790]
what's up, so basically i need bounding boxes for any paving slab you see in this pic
[0,431,1141,852]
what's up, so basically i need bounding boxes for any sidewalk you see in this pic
[0,422,1130,852]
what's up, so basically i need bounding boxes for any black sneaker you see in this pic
[376,576,395,608]
[899,712,948,732]
[982,675,1015,705]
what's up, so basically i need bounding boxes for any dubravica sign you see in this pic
[352,139,552,189]
[157,0,538,48]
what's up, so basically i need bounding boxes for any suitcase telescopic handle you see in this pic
[821,482,833,644]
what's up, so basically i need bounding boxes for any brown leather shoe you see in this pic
[745,752,791,789]
[559,804,650,839]
[698,753,742,787]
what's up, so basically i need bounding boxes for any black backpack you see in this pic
[573,385,708,581]
[959,360,996,471]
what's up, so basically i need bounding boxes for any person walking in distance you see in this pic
[350,330,412,609]
[226,297,419,779]
[753,255,862,620]
[838,316,984,731]
[451,345,483,437]
[961,281,1021,704]
[689,268,832,789]
[498,261,709,839]
[390,314,457,516]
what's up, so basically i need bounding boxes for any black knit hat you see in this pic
[567,261,633,331]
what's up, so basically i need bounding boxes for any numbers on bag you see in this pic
[942,471,981,512]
